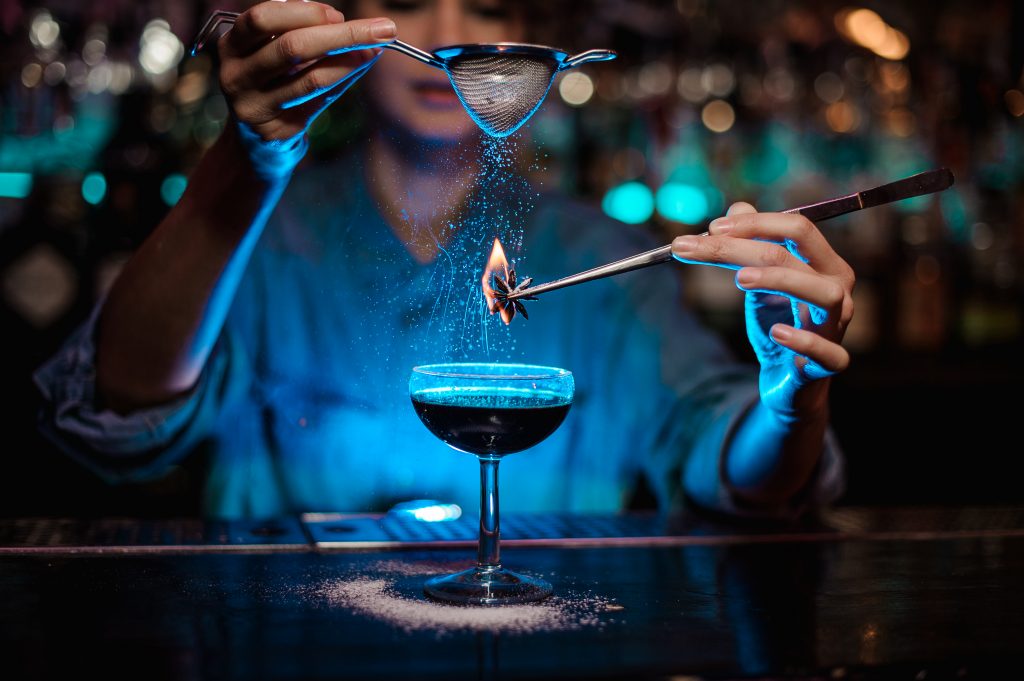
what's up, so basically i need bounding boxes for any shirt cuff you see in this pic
[32,301,218,479]
[233,118,309,181]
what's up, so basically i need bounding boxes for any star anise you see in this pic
[491,266,537,321]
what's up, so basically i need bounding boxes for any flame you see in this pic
[482,237,513,325]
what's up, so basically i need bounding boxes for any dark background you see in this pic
[1,0,1022,517]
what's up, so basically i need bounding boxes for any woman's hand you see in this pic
[672,202,855,423]
[218,0,397,143]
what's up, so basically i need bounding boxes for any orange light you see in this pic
[1007,89,1024,117]
[844,9,887,50]
[835,7,910,61]
[481,238,514,325]
[826,101,859,133]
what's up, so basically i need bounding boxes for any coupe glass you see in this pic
[409,363,574,605]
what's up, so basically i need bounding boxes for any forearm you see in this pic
[96,123,295,413]
[724,379,831,505]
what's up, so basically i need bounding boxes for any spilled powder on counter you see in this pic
[305,559,618,636]
[361,558,457,576]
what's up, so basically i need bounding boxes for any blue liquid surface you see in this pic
[411,387,571,456]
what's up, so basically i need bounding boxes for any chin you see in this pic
[392,110,482,145]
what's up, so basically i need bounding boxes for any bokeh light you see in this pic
[161,174,188,206]
[602,181,654,224]
[81,172,107,205]
[0,173,34,199]
[656,183,710,224]
[139,19,183,76]
[1006,90,1024,117]
[814,72,845,103]
[836,7,910,61]
[701,100,736,133]
[29,11,60,49]
[558,72,595,107]
[825,101,859,133]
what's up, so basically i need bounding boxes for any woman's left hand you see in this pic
[671,202,855,421]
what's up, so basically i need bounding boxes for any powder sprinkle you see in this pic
[306,559,617,637]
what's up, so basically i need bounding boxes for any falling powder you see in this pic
[410,135,537,361]
[304,559,617,636]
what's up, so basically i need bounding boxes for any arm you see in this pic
[96,1,395,413]
[673,202,855,509]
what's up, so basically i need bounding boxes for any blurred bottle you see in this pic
[958,219,1022,348]
[896,212,950,351]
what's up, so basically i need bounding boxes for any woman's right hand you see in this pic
[218,0,397,143]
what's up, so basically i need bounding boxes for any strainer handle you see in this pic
[382,40,446,69]
[190,9,240,57]
[560,49,617,71]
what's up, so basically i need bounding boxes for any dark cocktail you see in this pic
[411,389,570,456]
[409,363,574,604]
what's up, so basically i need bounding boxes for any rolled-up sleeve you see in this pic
[681,392,846,520]
[32,302,236,483]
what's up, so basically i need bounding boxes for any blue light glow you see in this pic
[941,189,969,241]
[389,499,463,522]
[81,172,107,205]
[412,504,463,522]
[161,173,188,206]
[887,154,932,214]
[0,172,33,199]
[894,193,930,214]
[656,183,710,224]
[602,181,654,224]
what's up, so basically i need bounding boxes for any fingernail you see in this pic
[709,217,732,234]
[673,235,698,254]
[737,268,760,286]
[371,18,397,39]
[328,8,344,23]
[770,324,792,341]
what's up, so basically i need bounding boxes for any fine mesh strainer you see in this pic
[433,43,615,137]
[191,10,616,137]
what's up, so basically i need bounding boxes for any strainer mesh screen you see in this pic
[446,55,559,138]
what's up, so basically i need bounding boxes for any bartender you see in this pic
[34,0,852,519]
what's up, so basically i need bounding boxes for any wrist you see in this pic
[724,396,830,507]
[761,373,831,428]
[227,117,309,182]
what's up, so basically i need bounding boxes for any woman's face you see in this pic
[352,0,525,143]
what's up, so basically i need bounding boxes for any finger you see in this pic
[726,201,756,216]
[236,17,396,85]
[770,323,850,374]
[736,267,847,326]
[238,55,377,140]
[224,1,345,56]
[267,51,380,111]
[708,211,854,286]
[233,41,378,112]
[232,52,377,125]
[288,55,377,121]
[296,59,376,116]
[671,234,816,273]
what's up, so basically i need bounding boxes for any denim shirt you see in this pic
[34,152,843,519]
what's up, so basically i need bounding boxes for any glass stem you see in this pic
[478,456,501,568]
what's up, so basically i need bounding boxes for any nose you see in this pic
[430,0,469,49]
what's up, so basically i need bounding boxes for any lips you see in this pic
[411,79,462,110]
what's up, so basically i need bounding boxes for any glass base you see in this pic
[424,565,553,605]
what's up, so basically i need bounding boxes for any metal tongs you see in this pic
[496,168,955,304]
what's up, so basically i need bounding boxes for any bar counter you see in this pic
[3,507,1023,680]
